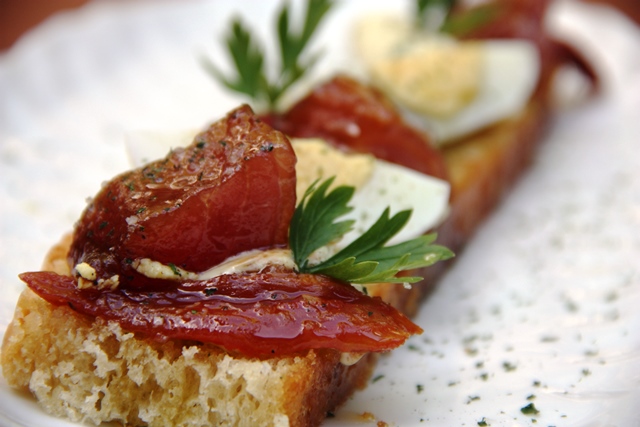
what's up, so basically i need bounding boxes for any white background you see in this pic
[1,1,639,426]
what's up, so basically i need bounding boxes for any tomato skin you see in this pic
[21,270,422,357]
[266,75,448,180]
[69,105,297,288]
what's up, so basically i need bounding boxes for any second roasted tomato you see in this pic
[266,75,448,180]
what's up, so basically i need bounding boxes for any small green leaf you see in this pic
[204,0,334,110]
[311,257,379,282]
[167,263,181,277]
[440,4,500,37]
[415,0,456,29]
[289,178,355,270]
[201,19,266,101]
[415,0,499,36]
[291,177,453,284]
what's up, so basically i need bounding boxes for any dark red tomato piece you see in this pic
[21,271,423,357]
[456,0,598,99]
[265,75,448,180]
[69,105,297,288]
[455,0,552,92]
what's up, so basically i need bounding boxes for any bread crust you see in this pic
[1,100,547,426]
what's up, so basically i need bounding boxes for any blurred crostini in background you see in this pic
[1,0,639,53]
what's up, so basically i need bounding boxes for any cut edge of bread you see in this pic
[1,101,547,427]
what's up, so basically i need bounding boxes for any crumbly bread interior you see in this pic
[1,101,546,427]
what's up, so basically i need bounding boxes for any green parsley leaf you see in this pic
[290,177,454,284]
[202,20,267,101]
[167,263,181,277]
[290,177,355,271]
[416,0,455,27]
[440,4,499,37]
[203,0,333,110]
[415,0,498,37]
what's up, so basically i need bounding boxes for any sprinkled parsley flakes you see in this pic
[502,361,517,372]
[372,374,385,383]
[520,402,539,416]
[466,395,480,404]
[167,263,181,276]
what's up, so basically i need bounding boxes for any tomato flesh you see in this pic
[21,270,422,357]
[69,105,297,288]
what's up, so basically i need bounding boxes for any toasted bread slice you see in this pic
[2,288,376,427]
[1,97,547,427]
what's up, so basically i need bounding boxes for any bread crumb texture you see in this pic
[1,289,370,427]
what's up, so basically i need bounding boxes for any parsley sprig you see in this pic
[290,178,453,285]
[416,0,498,37]
[416,0,455,25]
[203,0,333,111]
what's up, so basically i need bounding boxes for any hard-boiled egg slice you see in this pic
[355,13,540,144]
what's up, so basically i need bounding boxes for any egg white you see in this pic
[355,13,540,144]
[338,159,449,248]
[414,40,540,143]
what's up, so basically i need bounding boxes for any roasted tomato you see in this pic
[21,270,422,357]
[456,0,598,98]
[69,105,297,288]
[265,75,448,180]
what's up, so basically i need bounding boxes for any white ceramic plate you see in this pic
[1,1,640,426]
